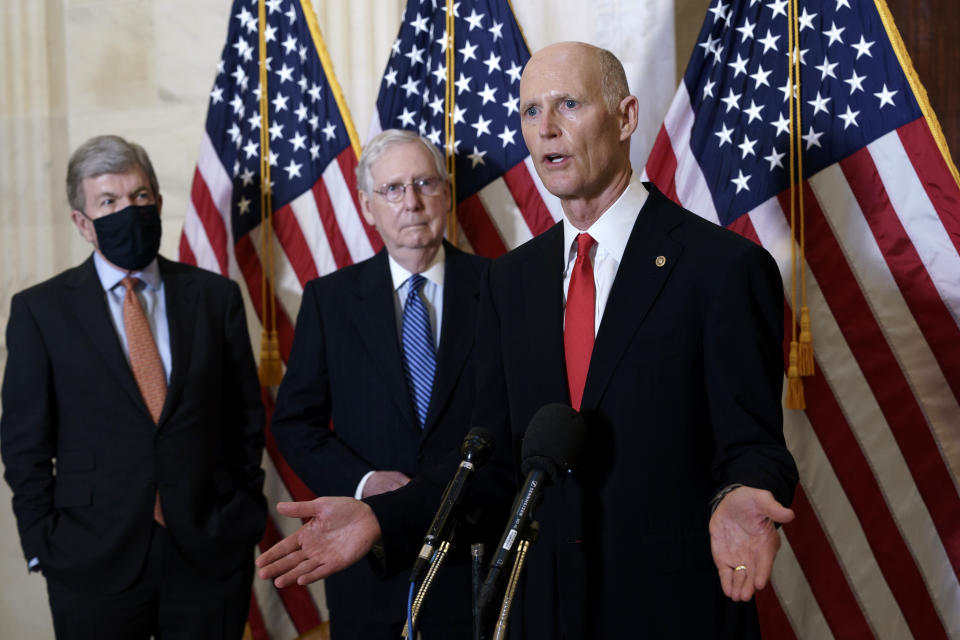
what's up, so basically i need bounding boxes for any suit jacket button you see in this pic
[655,255,666,267]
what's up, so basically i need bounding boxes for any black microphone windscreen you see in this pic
[461,427,495,466]
[520,404,587,477]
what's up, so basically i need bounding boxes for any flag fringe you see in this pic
[786,340,805,409]
[798,305,814,376]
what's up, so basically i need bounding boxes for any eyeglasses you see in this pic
[372,177,444,202]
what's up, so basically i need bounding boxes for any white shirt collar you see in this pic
[387,243,446,291]
[562,175,648,263]
[93,252,162,292]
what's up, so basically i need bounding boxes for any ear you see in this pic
[155,193,163,217]
[71,210,97,246]
[618,95,640,142]
[358,191,376,226]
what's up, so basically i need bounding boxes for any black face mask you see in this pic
[91,203,162,271]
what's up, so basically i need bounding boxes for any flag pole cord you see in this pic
[785,0,806,409]
[257,0,282,385]
[445,0,458,246]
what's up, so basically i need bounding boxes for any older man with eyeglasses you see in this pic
[268,129,489,639]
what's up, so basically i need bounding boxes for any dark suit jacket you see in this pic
[473,184,799,638]
[271,241,489,628]
[0,255,267,595]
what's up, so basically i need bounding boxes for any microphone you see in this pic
[476,404,587,617]
[409,427,496,585]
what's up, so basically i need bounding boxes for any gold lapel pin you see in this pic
[655,255,666,267]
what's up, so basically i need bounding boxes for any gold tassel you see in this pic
[785,340,805,410]
[798,305,814,376]
[258,329,283,385]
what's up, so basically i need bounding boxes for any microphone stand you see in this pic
[402,540,452,638]
[471,543,485,640]
[492,521,539,640]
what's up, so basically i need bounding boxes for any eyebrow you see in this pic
[96,186,150,199]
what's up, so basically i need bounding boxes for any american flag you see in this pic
[367,0,563,254]
[643,0,960,638]
[179,0,380,636]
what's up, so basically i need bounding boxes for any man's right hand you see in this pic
[255,496,382,587]
[362,470,411,498]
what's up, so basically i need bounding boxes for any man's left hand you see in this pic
[709,486,795,602]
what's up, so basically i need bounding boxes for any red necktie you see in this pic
[564,233,597,411]
[121,277,168,526]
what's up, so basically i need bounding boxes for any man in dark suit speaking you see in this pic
[1,134,266,639]
[470,41,799,637]
[257,44,798,638]
[269,129,488,639]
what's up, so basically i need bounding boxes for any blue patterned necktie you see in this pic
[401,274,436,428]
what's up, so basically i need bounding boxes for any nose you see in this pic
[539,109,560,138]
[401,183,423,209]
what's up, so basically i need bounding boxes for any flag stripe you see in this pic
[733,214,921,638]
[836,148,960,475]
[897,118,960,257]
[778,389,913,640]
[234,235,296,360]
[273,203,321,287]
[807,154,960,515]
[870,132,960,326]
[661,87,720,225]
[808,159,960,589]
[478,178,534,249]
[855,139,960,402]
[251,566,299,640]
[645,126,680,203]
[779,182,960,576]
[181,201,222,275]
[770,535,834,639]
[784,487,874,639]
[286,187,338,280]
[178,233,197,268]
[502,163,556,236]
[189,166,230,276]
[754,583,798,640]
[456,194,509,258]
[310,178,353,271]
[748,199,956,638]
[335,149,382,256]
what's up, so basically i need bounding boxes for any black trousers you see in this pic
[45,523,253,640]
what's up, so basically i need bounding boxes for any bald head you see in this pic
[519,42,639,226]
[523,42,630,114]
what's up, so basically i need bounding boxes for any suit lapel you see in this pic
[158,257,197,427]
[581,187,684,409]
[353,251,419,430]
[66,256,152,421]
[422,244,478,437]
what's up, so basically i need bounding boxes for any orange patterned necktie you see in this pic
[564,233,597,411]
[121,276,167,525]
[121,277,167,421]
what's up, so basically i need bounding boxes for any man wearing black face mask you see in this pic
[0,135,267,639]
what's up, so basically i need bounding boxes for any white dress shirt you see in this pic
[562,176,649,334]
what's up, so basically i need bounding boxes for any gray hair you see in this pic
[66,135,160,212]
[597,47,630,113]
[356,129,449,193]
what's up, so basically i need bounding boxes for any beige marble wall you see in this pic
[0,1,705,636]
